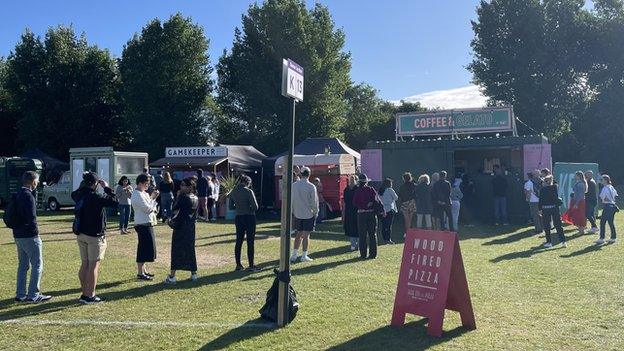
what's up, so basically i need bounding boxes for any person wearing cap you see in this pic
[71,171,119,304]
[290,167,319,263]
[353,173,380,259]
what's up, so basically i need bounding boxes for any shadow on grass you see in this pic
[326,319,471,351]
[559,243,608,258]
[198,319,275,350]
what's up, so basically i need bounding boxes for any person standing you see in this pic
[12,171,52,303]
[229,175,260,271]
[595,175,618,245]
[154,170,164,219]
[353,173,380,259]
[131,174,159,281]
[164,177,199,284]
[159,171,175,222]
[342,175,359,251]
[398,172,417,235]
[196,169,209,221]
[414,174,433,229]
[585,171,599,234]
[562,171,588,234]
[210,175,220,222]
[524,171,543,234]
[290,167,319,263]
[206,176,216,222]
[71,172,118,304]
[312,178,326,223]
[143,167,156,194]
[378,178,398,244]
[432,171,454,232]
[450,178,463,232]
[491,165,509,225]
[430,172,442,229]
[538,175,567,248]
[115,176,133,234]
[459,174,476,226]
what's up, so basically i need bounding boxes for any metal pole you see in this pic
[277,98,296,327]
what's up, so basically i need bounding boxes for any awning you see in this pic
[150,156,227,168]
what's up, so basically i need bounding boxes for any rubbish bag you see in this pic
[259,269,299,323]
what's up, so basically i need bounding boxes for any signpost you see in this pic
[396,106,515,138]
[277,58,304,327]
[391,229,476,337]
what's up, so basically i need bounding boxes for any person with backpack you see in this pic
[7,171,52,303]
[71,172,119,304]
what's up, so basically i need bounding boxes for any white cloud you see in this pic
[400,85,488,110]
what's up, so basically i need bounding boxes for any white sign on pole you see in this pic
[281,59,304,101]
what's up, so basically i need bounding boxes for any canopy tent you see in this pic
[21,148,70,184]
[150,144,266,173]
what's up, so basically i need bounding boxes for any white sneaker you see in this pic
[607,238,617,244]
[560,242,567,248]
[350,245,356,251]
[164,275,177,285]
[543,242,553,248]
[594,239,605,245]
[190,273,198,281]
[589,227,599,234]
[289,254,299,263]
[300,256,314,262]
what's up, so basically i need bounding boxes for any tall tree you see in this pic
[120,14,213,158]
[216,0,351,155]
[3,27,122,159]
[0,58,19,155]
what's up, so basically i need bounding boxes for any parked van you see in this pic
[0,157,44,207]
[43,147,148,210]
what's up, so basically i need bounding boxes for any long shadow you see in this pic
[196,234,274,248]
[559,243,607,258]
[198,319,275,350]
[326,319,471,351]
[482,229,536,246]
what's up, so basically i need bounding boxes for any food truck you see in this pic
[274,154,357,215]
[42,147,148,210]
[0,157,44,207]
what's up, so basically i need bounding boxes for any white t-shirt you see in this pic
[600,185,618,204]
[291,179,319,220]
[524,180,539,203]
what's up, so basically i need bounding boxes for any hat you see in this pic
[358,173,371,183]
[300,166,311,177]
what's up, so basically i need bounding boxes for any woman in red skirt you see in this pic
[562,171,587,233]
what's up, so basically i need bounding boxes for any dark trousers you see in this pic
[435,204,454,231]
[235,215,256,266]
[600,204,617,240]
[541,207,566,244]
[380,211,395,242]
[207,198,215,220]
[357,212,378,258]
[586,201,597,228]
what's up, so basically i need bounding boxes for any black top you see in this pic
[398,181,416,203]
[197,176,209,197]
[492,175,508,197]
[71,186,119,237]
[414,182,433,214]
[173,193,198,220]
[432,180,452,205]
[159,181,174,194]
[586,179,597,204]
[12,187,39,238]
[538,184,560,209]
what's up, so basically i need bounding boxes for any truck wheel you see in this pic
[48,198,60,211]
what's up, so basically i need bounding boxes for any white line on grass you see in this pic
[0,318,275,329]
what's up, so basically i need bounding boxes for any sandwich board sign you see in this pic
[391,229,476,337]
[281,59,304,101]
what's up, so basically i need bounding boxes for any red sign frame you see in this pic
[391,229,476,337]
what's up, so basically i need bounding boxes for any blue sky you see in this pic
[0,0,482,101]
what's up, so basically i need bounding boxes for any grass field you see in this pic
[0,210,622,350]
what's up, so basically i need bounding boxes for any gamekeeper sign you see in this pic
[391,229,476,337]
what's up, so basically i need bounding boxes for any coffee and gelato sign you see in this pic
[166,146,228,158]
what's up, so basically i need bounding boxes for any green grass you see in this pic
[0,210,622,350]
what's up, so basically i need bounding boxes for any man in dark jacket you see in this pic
[13,171,52,303]
[432,171,454,232]
[71,171,118,304]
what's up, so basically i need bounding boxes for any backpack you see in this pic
[259,270,299,323]
[72,197,86,235]
[2,194,19,229]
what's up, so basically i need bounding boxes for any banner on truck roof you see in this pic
[396,106,513,137]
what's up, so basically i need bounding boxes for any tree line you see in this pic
[0,0,422,161]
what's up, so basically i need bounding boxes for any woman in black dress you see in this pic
[164,177,199,284]
[343,175,359,251]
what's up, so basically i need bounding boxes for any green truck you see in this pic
[0,157,44,207]
[42,147,148,211]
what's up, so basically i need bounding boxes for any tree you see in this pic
[216,0,351,155]
[0,58,19,155]
[119,14,213,158]
[3,27,122,159]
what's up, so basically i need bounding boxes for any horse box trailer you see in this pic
[274,154,357,215]
[42,147,148,210]
[0,157,44,207]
